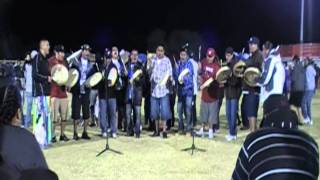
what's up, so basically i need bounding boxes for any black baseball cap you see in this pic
[225,47,234,54]
[81,44,91,51]
[248,36,260,45]
[53,45,65,53]
[104,48,112,59]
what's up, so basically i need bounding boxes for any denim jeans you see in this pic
[177,95,193,132]
[24,92,33,128]
[302,90,315,120]
[226,99,238,136]
[99,99,108,134]
[89,89,98,119]
[126,103,141,134]
[151,95,171,121]
[99,98,117,134]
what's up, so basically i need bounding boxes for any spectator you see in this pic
[302,58,316,125]
[0,85,48,172]
[232,97,319,180]
[289,55,305,124]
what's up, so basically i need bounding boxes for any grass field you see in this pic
[44,92,320,180]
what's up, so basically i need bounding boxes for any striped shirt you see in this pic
[232,128,319,180]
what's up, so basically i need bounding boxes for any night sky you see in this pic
[0,0,319,58]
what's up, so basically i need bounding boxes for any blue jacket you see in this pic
[175,59,194,97]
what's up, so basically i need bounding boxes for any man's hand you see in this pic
[48,76,52,83]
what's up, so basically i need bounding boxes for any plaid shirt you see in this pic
[150,56,172,98]
[176,59,194,97]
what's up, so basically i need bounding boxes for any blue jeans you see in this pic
[99,99,108,134]
[302,90,315,120]
[126,103,141,134]
[177,95,193,132]
[24,92,33,128]
[151,95,171,121]
[226,99,238,136]
[99,98,117,134]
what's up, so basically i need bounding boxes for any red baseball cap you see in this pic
[206,48,216,57]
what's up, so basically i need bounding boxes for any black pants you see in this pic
[144,94,151,125]
[241,95,249,128]
[192,95,197,127]
[116,89,126,130]
[213,97,223,130]
[166,92,176,129]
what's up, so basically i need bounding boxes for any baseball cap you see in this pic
[53,45,65,53]
[206,48,216,57]
[104,48,112,59]
[225,47,234,54]
[248,36,260,45]
[81,44,91,51]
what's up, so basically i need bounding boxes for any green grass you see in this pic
[44,92,320,180]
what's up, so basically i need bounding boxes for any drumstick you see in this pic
[173,56,178,68]
[199,77,213,90]
[130,69,143,84]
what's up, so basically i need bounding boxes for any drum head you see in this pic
[66,68,79,88]
[85,72,103,88]
[51,64,69,86]
[233,61,246,77]
[108,68,118,86]
[216,66,231,83]
[244,67,261,87]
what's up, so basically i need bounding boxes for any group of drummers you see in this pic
[25,36,286,147]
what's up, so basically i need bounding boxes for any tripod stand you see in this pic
[181,100,206,155]
[181,128,206,155]
[96,133,122,157]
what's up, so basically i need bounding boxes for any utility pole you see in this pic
[300,0,305,58]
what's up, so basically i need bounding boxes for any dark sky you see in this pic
[1,0,319,58]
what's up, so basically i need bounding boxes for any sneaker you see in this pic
[51,136,57,143]
[81,132,91,140]
[303,118,311,125]
[240,126,249,131]
[196,128,204,137]
[208,129,214,139]
[73,133,80,141]
[136,133,140,138]
[89,121,96,127]
[102,132,107,138]
[162,132,168,139]
[59,135,70,142]
[225,134,237,142]
[151,131,160,137]
[310,120,313,125]
[112,133,117,138]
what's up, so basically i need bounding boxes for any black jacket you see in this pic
[32,53,50,97]
[104,62,118,99]
[242,50,263,94]
[125,61,145,105]
[225,58,242,99]
[70,58,94,95]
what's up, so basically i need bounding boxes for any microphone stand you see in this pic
[181,100,206,155]
[96,129,123,157]
[96,87,122,156]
